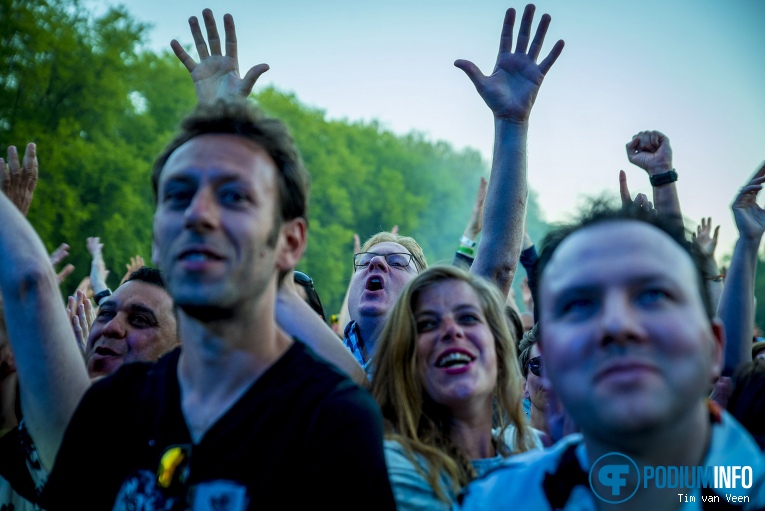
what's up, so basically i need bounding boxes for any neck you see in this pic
[353,314,387,358]
[529,405,549,435]
[584,402,711,511]
[449,398,496,460]
[177,281,289,395]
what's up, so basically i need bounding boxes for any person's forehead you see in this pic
[159,134,276,188]
[530,343,541,358]
[541,221,697,297]
[415,279,479,312]
[109,280,173,314]
[368,242,411,255]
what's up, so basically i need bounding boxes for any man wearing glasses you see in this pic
[344,232,427,375]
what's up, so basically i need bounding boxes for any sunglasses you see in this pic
[293,270,314,288]
[527,356,542,378]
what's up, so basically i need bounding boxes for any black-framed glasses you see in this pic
[294,270,314,288]
[527,356,542,377]
[353,252,415,271]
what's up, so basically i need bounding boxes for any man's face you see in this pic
[85,280,178,378]
[348,242,419,322]
[538,221,723,438]
[153,134,286,314]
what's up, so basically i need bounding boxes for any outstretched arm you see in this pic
[456,4,564,297]
[717,163,765,375]
[171,9,269,104]
[0,144,90,469]
[692,218,724,312]
[625,130,682,227]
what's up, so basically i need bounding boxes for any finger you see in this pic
[650,131,659,149]
[353,234,361,254]
[738,184,763,196]
[223,13,237,59]
[497,8,516,55]
[619,170,631,205]
[0,157,7,193]
[454,59,486,92]
[67,296,77,318]
[189,16,210,60]
[538,39,564,76]
[635,193,648,208]
[57,264,75,283]
[712,225,720,243]
[647,200,654,210]
[8,145,20,179]
[514,4,535,54]
[50,243,70,265]
[748,161,765,183]
[202,8,222,56]
[528,13,551,61]
[22,143,38,194]
[390,225,399,235]
[639,131,653,152]
[241,64,270,96]
[625,136,639,156]
[171,40,197,73]
[137,256,145,265]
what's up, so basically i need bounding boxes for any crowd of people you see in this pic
[0,4,764,510]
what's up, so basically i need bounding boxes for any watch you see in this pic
[649,169,678,187]
[93,288,112,305]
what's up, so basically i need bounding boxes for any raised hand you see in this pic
[455,4,564,122]
[67,290,95,353]
[626,130,673,176]
[0,143,38,216]
[619,170,656,215]
[50,243,75,284]
[120,254,145,286]
[692,217,720,260]
[171,9,269,104]
[87,236,110,293]
[732,162,765,241]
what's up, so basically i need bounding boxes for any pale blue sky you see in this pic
[95,0,765,255]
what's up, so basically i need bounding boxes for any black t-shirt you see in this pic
[41,342,395,510]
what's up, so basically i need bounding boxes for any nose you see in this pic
[599,292,645,347]
[439,315,465,343]
[101,315,127,339]
[184,187,219,232]
[367,255,390,272]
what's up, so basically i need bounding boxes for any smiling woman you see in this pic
[371,265,539,510]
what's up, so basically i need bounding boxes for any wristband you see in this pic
[457,246,475,257]
[649,169,678,187]
[93,288,112,305]
[460,236,477,248]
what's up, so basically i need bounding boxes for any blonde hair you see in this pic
[371,265,533,501]
[359,232,428,272]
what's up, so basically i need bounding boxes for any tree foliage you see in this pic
[1,0,551,315]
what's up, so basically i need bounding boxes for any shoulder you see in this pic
[383,440,452,511]
[457,434,583,510]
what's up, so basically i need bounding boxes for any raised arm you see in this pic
[625,130,682,227]
[717,163,765,375]
[0,144,90,469]
[171,9,269,104]
[276,270,367,387]
[456,4,564,297]
[692,218,724,312]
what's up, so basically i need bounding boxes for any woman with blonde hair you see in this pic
[372,265,538,509]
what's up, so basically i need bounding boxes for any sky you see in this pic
[93,0,765,257]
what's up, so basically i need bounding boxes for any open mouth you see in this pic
[366,276,384,291]
[436,351,475,369]
[94,346,120,357]
[178,248,224,262]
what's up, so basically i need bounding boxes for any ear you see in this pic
[709,318,725,381]
[275,217,307,272]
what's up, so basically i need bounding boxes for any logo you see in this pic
[589,452,640,504]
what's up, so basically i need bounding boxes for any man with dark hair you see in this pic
[34,93,394,508]
[459,202,765,509]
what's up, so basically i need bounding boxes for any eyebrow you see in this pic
[415,304,480,316]
[99,301,159,321]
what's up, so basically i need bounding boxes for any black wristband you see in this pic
[93,288,112,305]
[649,169,678,187]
